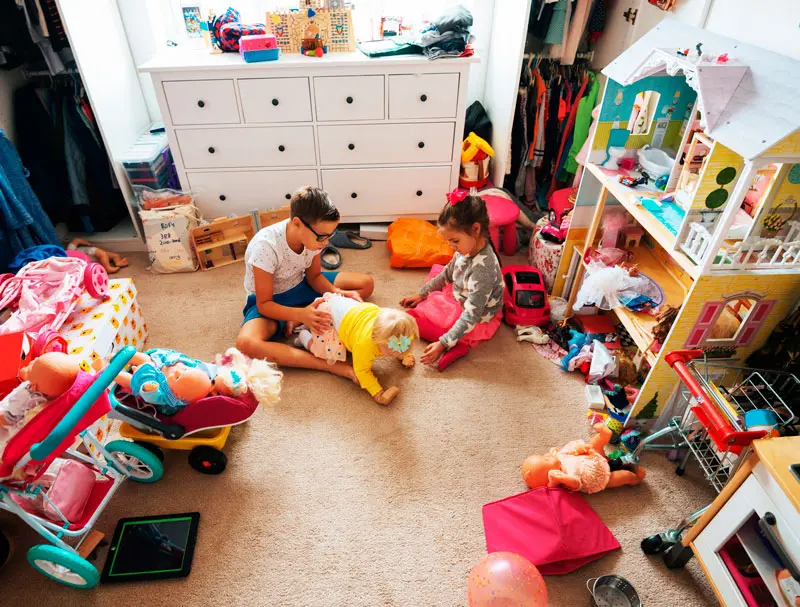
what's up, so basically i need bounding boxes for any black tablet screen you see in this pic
[107,517,193,578]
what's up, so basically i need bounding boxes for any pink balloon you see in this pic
[467,552,547,607]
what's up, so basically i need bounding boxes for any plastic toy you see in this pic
[468,552,547,606]
[521,423,646,494]
[502,266,551,327]
[618,172,650,188]
[459,132,495,189]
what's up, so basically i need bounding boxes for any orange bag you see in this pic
[386,218,454,268]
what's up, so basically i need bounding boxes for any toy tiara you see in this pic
[388,335,413,354]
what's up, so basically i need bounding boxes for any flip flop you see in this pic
[320,245,342,270]
[329,230,372,250]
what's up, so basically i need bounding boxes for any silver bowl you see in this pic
[587,575,642,607]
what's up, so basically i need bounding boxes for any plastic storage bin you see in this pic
[121,132,171,188]
[240,34,279,63]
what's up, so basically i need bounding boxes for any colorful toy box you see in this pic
[121,132,172,188]
[239,34,279,62]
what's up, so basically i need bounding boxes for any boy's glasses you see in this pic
[299,218,335,243]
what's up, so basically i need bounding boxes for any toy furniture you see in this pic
[190,215,256,271]
[140,53,476,221]
[484,194,519,255]
[623,226,644,249]
[502,266,550,327]
[553,20,800,428]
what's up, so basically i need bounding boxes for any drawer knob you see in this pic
[278,145,286,152]
[285,193,291,200]
[346,96,354,104]
[351,192,358,199]
[272,98,279,106]
[420,94,427,102]
[348,143,355,150]
[418,141,425,149]
[219,194,226,201]
[208,146,216,154]
[197,100,205,108]
[416,190,423,197]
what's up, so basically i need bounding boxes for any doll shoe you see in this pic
[330,230,372,249]
[320,245,342,270]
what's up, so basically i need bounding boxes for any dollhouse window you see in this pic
[627,91,660,135]
[685,296,776,349]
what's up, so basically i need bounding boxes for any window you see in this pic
[707,298,758,342]
[627,91,660,135]
[685,296,776,350]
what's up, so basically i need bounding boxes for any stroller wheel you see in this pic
[27,545,99,588]
[134,441,165,462]
[105,440,164,483]
[641,534,670,555]
[189,446,227,475]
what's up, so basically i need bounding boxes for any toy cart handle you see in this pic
[665,350,766,447]
[30,346,137,461]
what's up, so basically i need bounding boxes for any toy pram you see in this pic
[111,380,259,476]
[0,347,164,589]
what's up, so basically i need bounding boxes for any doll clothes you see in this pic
[553,440,611,494]
[307,294,347,364]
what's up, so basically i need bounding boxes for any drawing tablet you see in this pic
[101,512,199,584]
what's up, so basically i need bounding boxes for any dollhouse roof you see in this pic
[602,18,800,161]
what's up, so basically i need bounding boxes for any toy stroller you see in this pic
[0,347,164,589]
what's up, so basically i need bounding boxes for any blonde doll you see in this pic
[297,293,418,405]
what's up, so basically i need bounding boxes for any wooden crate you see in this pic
[258,205,291,230]
[191,215,256,271]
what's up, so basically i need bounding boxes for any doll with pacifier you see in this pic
[521,423,646,494]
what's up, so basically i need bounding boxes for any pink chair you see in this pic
[484,194,519,255]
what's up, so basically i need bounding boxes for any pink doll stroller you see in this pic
[0,346,163,589]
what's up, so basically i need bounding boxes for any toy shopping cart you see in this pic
[636,349,799,567]
[0,347,164,589]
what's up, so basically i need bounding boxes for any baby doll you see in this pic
[0,353,80,452]
[521,423,646,494]
[296,293,418,405]
[67,238,129,274]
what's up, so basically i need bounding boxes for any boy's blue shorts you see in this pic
[242,271,338,339]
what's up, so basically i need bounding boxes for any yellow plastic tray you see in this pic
[119,422,231,451]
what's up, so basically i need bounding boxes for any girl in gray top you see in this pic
[401,191,505,370]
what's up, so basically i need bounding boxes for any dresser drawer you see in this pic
[313,76,384,121]
[389,74,459,119]
[187,170,318,217]
[322,166,451,218]
[176,127,315,169]
[318,123,454,166]
[238,77,312,123]
[163,80,240,125]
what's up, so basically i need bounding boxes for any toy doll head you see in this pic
[438,189,492,256]
[372,309,419,359]
[289,186,340,252]
[162,363,213,403]
[21,352,81,398]
[521,452,561,489]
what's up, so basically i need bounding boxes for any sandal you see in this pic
[329,230,372,250]
[320,245,342,270]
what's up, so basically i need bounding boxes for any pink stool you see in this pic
[484,194,519,255]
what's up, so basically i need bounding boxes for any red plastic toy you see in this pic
[502,265,551,327]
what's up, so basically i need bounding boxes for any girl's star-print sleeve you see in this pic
[420,255,456,297]
[438,259,495,349]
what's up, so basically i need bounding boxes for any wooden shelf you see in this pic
[195,233,248,250]
[578,244,689,366]
[586,162,701,280]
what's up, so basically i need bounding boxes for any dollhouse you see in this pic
[555,19,800,425]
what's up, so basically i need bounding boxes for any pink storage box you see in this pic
[239,34,277,52]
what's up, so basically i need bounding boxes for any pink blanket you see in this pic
[0,257,87,338]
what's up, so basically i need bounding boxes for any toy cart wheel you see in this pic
[134,441,165,462]
[27,545,99,588]
[0,526,11,571]
[675,466,686,476]
[83,262,109,298]
[663,542,694,569]
[105,440,164,483]
[34,330,68,357]
[641,534,670,555]
[188,446,227,475]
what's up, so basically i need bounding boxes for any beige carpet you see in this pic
[1,246,717,606]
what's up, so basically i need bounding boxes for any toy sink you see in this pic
[637,146,674,178]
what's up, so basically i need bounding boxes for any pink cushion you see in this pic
[44,460,96,522]
[482,487,620,575]
[483,194,519,226]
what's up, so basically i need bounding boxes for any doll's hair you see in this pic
[215,348,283,406]
[290,186,340,224]
[437,194,490,240]
[372,308,419,346]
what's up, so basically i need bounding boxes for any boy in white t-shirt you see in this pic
[236,186,374,380]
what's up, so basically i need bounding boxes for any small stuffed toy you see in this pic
[521,423,646,494]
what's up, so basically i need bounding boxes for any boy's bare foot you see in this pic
[284,320,299,338]
[373,386,399,405]
[329,362,358,385]
[401,353,415,368]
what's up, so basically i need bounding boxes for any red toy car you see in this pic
[502,265,551,327]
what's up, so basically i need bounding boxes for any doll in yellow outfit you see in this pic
[296,293,418,404]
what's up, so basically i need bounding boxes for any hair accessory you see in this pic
[446,189,468,206]
[387,335,413,354]
[469,187,478,196]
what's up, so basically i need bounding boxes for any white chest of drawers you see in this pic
[140,51,477,222]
